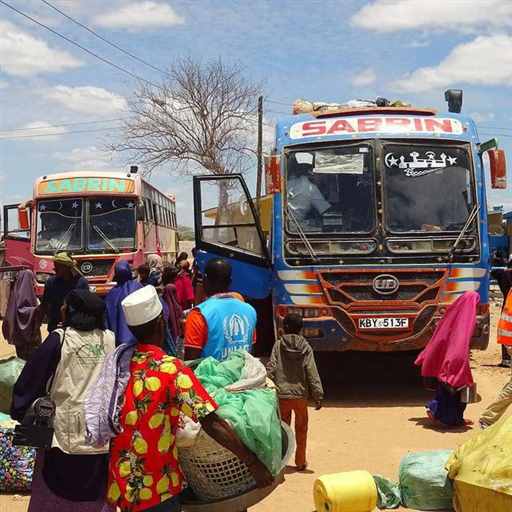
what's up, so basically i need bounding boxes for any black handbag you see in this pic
[13,330,65,449]
[13,396,56,448]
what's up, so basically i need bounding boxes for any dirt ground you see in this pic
[1,302,510,512]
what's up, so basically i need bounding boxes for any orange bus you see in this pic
[3,168,178,295]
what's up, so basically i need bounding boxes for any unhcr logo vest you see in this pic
[197,296,257,361]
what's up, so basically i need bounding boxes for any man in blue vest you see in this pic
[184,258,257,361]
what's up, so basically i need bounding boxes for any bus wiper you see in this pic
[93,225,119,253]
[448,204,480,261]
[286,206,318,262]
[54,224,75,250]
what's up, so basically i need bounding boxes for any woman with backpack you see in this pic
[11,290,116,512]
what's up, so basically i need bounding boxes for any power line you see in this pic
[0,117,127,134]
[0,126,122,140]
[40,0,169,77]
[0,0,162,89]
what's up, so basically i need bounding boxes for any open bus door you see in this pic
[193,175,274,354]
[3,203,32,268]
[193,174,272,298]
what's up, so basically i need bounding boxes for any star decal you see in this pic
[127,202,135,208]
[72,201,79,209]
[39,204,47,211]
[447,156,457,166]
[95,202,102,209]
[388,155,399,166]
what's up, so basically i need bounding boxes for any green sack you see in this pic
[194,352,282,476]
[0,356,25,414]
[399,450,453,510]
[373,475,401,509]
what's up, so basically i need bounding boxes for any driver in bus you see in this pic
[287,157,331,228]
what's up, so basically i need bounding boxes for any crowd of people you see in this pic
[15,247,512,509]
[5,250,323,512]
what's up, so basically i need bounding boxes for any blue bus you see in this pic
[193,91,506,353]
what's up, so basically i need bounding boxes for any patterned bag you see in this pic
[0,427,36,492]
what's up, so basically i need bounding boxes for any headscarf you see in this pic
[163,283,183,340]
[65,289,106,331]
[2,269,40,347]
[147,254,163,272]
[105,261,142,345]
[415,291,479,389]
[147,254,163,287]
[54,252,82,275]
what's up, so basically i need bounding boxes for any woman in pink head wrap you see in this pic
[415,291,479,428]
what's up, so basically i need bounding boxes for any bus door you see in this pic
[193,175,272,299]
[3,203,32,267]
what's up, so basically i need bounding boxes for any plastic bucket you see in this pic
[314,470,377,512]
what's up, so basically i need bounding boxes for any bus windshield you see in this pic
[36,198,83,253]
[87,197,136,252]
[286,144,376,234]
[383,143,474,233]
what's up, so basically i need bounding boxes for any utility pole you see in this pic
[256,95,263,203]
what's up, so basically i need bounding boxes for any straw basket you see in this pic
[180,422,295,502]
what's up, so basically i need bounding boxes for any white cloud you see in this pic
[94,1,184,30]
[0,20,82,76]
[351,0,512,32]
[44,86,128,115]
[351,67,377,87]
[54,146,122,171]
[0,121,66,142]
[392,35,512,92]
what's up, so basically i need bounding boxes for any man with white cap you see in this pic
[107,286,272,512]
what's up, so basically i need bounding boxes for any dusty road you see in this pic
[1,303,510,512]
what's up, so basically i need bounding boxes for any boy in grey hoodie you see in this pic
[268,313,324,471]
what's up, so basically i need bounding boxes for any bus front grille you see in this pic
[319,269,446,308]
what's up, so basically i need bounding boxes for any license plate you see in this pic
[358,317,409,330]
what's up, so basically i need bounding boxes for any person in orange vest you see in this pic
[491,259,512,367]
[480,288,512,428]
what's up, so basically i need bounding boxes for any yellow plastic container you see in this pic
[314,470,377,512]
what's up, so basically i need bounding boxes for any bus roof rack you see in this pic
[312,106,438,118]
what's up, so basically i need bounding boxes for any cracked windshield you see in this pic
[286,145,375,234]
[36,197,136,253]
[87,197,136,252]
[36,198,82,253]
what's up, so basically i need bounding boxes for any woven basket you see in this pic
[179,429,255,501]
[180,422,294,502]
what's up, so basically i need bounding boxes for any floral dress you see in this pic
[107,345,217,512]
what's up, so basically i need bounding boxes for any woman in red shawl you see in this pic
[175,260,194,310]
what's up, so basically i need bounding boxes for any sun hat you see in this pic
[121,285,163,326]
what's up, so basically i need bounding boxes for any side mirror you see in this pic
[489,148,507,189]
[445,89,463,113]
[18,206,30,230]
[136,204,145,221]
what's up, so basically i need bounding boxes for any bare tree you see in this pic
[114,58,262,181]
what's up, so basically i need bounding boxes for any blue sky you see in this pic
[1,0,512,227]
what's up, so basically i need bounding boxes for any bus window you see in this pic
[144,199,152,221]
[36,198,83,253]
[87,198,136,253]
[198,177,266,257]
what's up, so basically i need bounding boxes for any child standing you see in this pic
[268,313,324,471]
